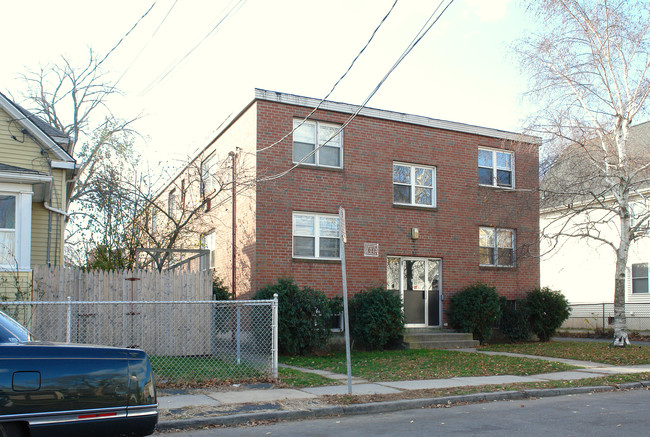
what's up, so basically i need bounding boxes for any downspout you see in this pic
[229,150,238,299]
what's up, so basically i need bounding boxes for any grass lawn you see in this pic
[150,355,337,388]
[277,367,339,388]
[481,341,650,365]
[280,349,576,382]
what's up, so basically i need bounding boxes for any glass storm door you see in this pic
[387,257,441,327]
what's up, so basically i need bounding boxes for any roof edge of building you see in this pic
[254,88,542,145]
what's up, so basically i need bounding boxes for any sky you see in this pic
[1,0,539,171]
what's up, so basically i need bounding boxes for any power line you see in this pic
[257,0,400,154]
[140,0,248,96]
[97,1,158,70]
[114,0,179,87]
[258,0,456,182]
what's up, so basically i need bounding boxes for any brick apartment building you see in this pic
[158,89,541,328]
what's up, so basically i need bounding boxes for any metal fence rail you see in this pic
[1,298,279,386]
[563,302,650,332]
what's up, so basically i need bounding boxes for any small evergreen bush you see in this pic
[499,297,530,342]
[254,278,332,355]
[448,283,501,344]
[349,287,404,350]
[525,287,570,342]
[212,275,231,300]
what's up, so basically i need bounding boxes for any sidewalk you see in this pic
[155,349,650,432]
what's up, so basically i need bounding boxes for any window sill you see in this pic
[293,257,342,264]
[293,163,344,173]
[393,204,438,212]
[479,265,516,271]
[478,184,515,191]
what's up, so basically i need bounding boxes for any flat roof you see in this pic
[255,88,542,145]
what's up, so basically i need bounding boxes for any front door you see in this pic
[387,257,441,327]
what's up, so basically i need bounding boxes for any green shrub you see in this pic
[349,287,404,350]
[499,297,530,342]
[525,287,570,342]
[254,278,332,355]
[212,275,231,300]
[448,283,501,344]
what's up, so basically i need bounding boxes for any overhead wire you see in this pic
[97,1,158,70]
[139,0,248,96]
[256,0,400,154]
[113,0,179,87]
[258,0,456,183]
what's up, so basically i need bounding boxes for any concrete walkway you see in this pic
[155,348,650,431]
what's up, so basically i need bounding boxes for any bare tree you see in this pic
[131,151,254,272]
[18,49,139,264]
[518,0,650,346]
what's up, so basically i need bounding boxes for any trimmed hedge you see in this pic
[349,287,404,350]
[254,278,332,355]
[526,287,570,342]
[448,283,501,344]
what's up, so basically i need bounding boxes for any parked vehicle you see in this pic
[0,310,157,436]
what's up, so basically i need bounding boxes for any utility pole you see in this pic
[229,150,238,299]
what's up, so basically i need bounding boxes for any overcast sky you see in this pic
[2,0,538,170]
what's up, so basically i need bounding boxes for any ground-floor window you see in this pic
[632,263,649,294]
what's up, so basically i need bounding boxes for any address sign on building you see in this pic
[364,243,379,257]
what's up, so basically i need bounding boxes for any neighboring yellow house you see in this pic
[0,91,75,299]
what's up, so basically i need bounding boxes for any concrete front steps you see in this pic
[400,328,479,349]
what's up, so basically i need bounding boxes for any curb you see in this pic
[155,383,641,432]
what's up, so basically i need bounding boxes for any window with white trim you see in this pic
[393,163,436,207]
[0,187,32,271]
[292,212,340,259]
[478,148,513,188]
[200,232,217,269]
[479,227,515,266]
[630,200,648,228]
[0,195,16,266]
[632,263,649,294]
[202,156,218,197]
[293,120,343,168]
[168,190,178,218]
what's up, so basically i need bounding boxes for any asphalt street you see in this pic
[158,388,650,436]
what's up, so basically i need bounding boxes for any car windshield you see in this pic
[0,310,34,343]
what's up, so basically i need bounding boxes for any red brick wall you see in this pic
[252,100,539,320]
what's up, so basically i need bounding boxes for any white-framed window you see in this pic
[478,148,514,188]
[168,190,177,218]
[0,195,16,267]
[630,200,648,228]
[393,162,436,207]
[292,212,340,259]
[293,120,343,168]
[202,155,218,197]
[200,232,217,269]
[479,226,515,267]
[632,263,649,294]
[0,185,32,271]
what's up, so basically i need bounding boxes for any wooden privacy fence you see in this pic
[25,266,213,356]
[32,265,213,301]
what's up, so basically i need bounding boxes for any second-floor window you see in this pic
[393,163,436,207]
[293,212,340,259]
[479,226,515,267]
[478,148,513,188]
[293,120,342,168]
[168,190,178,218]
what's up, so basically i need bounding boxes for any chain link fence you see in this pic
[1,298,278,387]
[563,302,650,332]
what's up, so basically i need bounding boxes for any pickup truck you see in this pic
[0,310,158,436]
